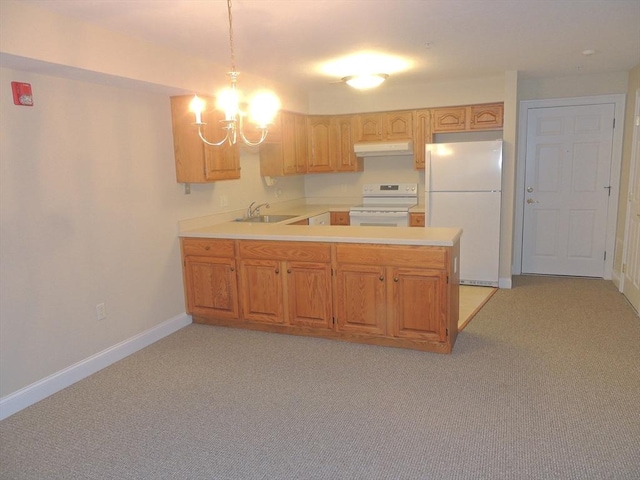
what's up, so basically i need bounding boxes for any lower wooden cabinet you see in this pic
[333,243,456,350]
[334,264,387,335]
[181,237,459,353]
[409,212,425,227]
[330,211,350,225]
[181,239,239,320]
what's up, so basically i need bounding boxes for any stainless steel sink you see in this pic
[235,214,298,223]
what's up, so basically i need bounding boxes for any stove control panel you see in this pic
[362,183,418,196]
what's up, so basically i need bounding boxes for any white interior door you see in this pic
[621,91,640,314]
[522,104,615,277]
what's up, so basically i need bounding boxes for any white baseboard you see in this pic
[0,313,192,421]
[499,277,512,289]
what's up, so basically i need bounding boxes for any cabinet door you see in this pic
[385,111,413,140]
[294,113,308,173]
[308,116,333,172]
[356,113,383,142]
[334,264,386,335]
[239,259,284,324]
[171,95,240,183]
[413,109,431,170]
[184,256,239,319]
[280,112,298,175]
[286,261,332,329]
[431,107,467,133]
[469,103,503,130]
[332,115,363,172]
[390,268,447,342]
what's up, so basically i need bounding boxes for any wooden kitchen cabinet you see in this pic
[333,243,457,350]
[409,212,425,227]
[334,263,387,335]
[181,238,240,320]
[307,115,363,173]
[330,211,350,225]
[307,116,333,173]
[412,109,431,170]
[170,95,240,183]
[332,115,363,172]
[355,111,413,142]
[181,235,459,353]
[260,111,308,176]
[431,103,503,133]
[238,241,332,328]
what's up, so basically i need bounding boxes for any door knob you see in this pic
[526,198,538,204]
[527,187,534,193]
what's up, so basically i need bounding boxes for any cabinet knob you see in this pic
[287,269,292,274]
[230,267,235,272]
[394,277,399,282]
[379,276,384,281]
[204,245,211,250]
[275,268,280,274]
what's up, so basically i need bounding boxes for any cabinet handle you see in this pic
[287,269,292,274]
[204,245,211,250]
[230,267,235,272]
[379,276,384,281]
[394,277,399,282]
[275,268,280,274]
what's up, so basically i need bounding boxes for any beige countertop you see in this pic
[180,204,461,247]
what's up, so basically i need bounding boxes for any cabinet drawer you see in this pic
[335,243,446,269]
[239,240,331,262]
[182,238,236,258]
[330,211,350,225]
[409,213,425,227]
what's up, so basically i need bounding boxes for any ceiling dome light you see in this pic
[342,73,389,90]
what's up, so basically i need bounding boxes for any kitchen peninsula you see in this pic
[180,214,462,354]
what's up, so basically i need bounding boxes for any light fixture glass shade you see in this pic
[343,73,388,90]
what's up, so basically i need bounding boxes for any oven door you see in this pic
[349,210,410,227]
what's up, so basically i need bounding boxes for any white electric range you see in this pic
[349,183,418,227]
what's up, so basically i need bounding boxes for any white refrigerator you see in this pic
[425,140,503,287]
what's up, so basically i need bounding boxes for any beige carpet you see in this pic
[1,276,639,479]
[458,285,497,331]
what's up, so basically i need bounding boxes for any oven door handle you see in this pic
[349,211,408,217]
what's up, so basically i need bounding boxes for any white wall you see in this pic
[0,66,303,399]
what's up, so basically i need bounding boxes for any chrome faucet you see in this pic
[247,201,270,218]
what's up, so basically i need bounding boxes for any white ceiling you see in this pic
[20,0,640,94]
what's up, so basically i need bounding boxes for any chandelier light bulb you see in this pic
[249,92,280,127]
[189,95,206,124]
[216,87,241,121]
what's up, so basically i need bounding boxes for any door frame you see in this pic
[513,94,626,279]
[619,88,640,311]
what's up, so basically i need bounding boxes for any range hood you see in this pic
[354,140,413,157]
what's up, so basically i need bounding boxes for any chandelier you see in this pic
[189,0,279,147]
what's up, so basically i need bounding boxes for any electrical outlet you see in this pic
[96,303,107,321]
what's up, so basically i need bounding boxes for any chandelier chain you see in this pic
[227,0,236,73]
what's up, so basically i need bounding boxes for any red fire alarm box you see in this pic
[11,82,33,106]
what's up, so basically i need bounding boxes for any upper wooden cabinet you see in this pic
[332,115,363,173]
[355,111,413,142]
[260,111,308,177]
[412,109,431,170]
[431,103,503,133]
[170,95,240,183]
[307,116,333,173]
[307,115,363,173]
